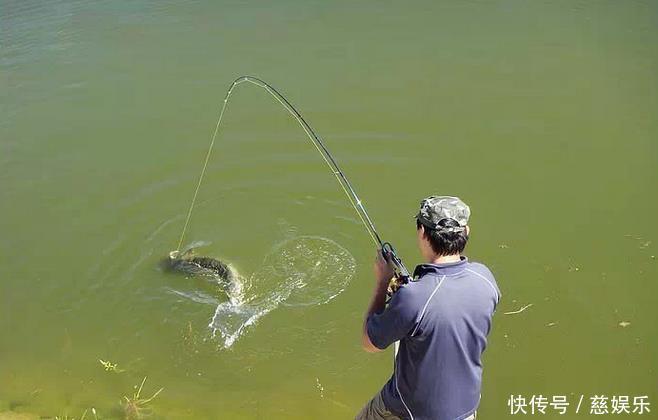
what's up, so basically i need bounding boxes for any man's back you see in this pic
[367,258,500,420]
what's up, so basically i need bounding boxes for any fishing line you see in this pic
[176,75,383,252]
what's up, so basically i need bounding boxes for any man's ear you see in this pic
[465,225,470,236]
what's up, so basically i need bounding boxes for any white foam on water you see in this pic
[266,235,356,307]
[209,302,268,348]
[207,235,356,348]
[165,287,220,306]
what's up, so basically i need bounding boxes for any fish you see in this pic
[165,248,243,301]
[167,250,234,279]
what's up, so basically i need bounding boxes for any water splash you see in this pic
[208,235,356,348]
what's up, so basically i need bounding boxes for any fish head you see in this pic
[168,250,181,260]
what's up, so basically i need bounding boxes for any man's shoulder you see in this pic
[394,277,439,307]
[464,260,495,279]
[395,280,426,299]
[464,260,501,301]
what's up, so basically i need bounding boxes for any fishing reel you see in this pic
[381,242,412,298]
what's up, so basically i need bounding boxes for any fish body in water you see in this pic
[166,249,243,302]
[168,251,234,280]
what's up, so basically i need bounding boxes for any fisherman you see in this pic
[358,196,501,420]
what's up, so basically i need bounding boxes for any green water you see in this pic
[1,1,657,418]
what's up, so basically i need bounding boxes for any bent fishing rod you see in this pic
[177,75,412,282]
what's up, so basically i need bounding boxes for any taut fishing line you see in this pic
[175,75,411,279]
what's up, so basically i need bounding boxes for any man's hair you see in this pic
[416,218,469,256]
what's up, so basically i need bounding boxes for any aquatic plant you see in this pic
[99,359,124,373]
[121,377,163,419]
[55,407,98,420]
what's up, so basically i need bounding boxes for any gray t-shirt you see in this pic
[367,257,500,420]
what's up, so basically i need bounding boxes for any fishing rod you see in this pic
[176,75,412,282]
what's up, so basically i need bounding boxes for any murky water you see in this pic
[1,0,656,418]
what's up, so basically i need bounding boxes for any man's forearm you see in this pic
[366,282,388,317]
[361,282,388,352]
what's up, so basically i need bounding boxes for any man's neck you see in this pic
[428,254,462,265]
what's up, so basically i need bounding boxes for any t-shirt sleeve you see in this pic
[366,287,418,350]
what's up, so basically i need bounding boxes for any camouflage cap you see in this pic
[415,195,471,233]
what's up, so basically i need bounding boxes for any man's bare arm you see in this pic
[361,251,394,353]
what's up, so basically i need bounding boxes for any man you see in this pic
[357,196,501,420]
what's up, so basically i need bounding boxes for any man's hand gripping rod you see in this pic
[381,242,412,295]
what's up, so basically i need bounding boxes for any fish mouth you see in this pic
[168,250,180,260]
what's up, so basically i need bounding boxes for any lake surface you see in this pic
[1,1,656,418]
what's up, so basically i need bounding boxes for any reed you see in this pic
[121,377,163,420]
